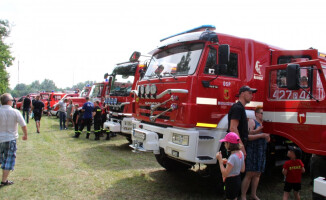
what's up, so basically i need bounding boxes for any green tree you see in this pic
[71,81,95,91]
[0,19,15,93]
[40,79,58,92]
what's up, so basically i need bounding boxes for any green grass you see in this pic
[0,116,313,199]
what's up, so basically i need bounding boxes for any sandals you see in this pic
[0,180,14,186]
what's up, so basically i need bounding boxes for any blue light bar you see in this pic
[160,25,216,42]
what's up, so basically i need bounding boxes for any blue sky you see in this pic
[1,0,325,88]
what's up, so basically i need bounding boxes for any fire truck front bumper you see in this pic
[130,120,200,163]
[103,120,121,132]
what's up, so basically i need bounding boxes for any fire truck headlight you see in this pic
[172,133,189,146]
[145,85,150,95]
[150,84,157,95]
[140,85,145,97]
[133,131,146,140]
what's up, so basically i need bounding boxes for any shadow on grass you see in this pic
[97,166,313,200]
[98,169,224,200]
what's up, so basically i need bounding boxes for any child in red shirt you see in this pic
[282,146,305,200]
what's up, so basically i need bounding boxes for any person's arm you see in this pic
[216,151,233,177]
[229,119,246,156]
[282,168,287,176]
[300,160,305,173]
[21,126,28,140]
[240,152,245,173]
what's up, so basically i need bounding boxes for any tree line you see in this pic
[9,80,95,98]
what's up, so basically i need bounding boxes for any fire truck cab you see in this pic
[130,25,326,177]
[103,52,148,143]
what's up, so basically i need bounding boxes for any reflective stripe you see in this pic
[264,111,326,125]
[196,97,217,105]
[196,122,217,128]
[245,101,263,108]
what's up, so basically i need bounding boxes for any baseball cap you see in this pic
[220,132,240,144]
[236,86,257,97]
[288,146,302,159]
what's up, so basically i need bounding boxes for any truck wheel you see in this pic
[126,136,132,144]
[310,154,326,200]
[155,148,193,171]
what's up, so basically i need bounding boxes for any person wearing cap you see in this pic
[216,132,245,200]
[227,86,257,156]
[282,146,305,200]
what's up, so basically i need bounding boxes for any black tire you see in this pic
[155,148,193,171]
[126,136,132,144]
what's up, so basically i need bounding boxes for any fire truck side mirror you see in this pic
[218,44,230,66]
[130,51,141,62]
[286,64,301,90]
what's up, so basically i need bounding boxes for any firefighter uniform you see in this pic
[93,106,102,140]
[101,104,110,140]
[78,101,94,139]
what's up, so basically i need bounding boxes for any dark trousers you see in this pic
[94,119,101,133]
[23,109,30,123]
[59,111,66,130]
[79,118,92,133]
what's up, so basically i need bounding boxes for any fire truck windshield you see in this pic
[79,88,89,97]
[89,84,104,98]
[144,43,204,79]
[110,74,134,96]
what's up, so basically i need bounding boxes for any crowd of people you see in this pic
[0,88,306,200]
[216,86,305,200]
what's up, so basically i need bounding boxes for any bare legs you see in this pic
[241,172,261,200]
[2,169,10,182]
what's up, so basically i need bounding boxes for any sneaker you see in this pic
[0,180,14,187]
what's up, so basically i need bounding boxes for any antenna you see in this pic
[18,60,19,84]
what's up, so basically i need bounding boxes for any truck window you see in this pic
[220,53,238,77]
[269,66,325,100]
[203,50,238,77]
[204,48,217,74]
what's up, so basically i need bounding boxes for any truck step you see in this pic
[199,136,214,140]
[197,156,213,160]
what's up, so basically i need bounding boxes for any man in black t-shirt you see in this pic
[227,86,257,156]
[31,95,44,133]
[92,101,102,141]
[22,95,31,124]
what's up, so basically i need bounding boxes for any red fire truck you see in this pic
[50,92,79,116]
[130,25,326,193]
[65,85,92,110]
[103,52,148,143]
[89,82,110,106]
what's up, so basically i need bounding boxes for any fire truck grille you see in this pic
[140,113,170,120]
[139,106,167,111]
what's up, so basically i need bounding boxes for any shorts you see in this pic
[34,112,42,121]
[284,182,301,192]
[0,140,17,170]
[225,175,241,199]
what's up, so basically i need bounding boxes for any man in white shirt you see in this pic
[0,93,28,186]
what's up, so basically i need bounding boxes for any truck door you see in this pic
[263,60,326,155]
[196,45,242,126]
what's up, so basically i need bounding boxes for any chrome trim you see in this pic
[156,89,188,99]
